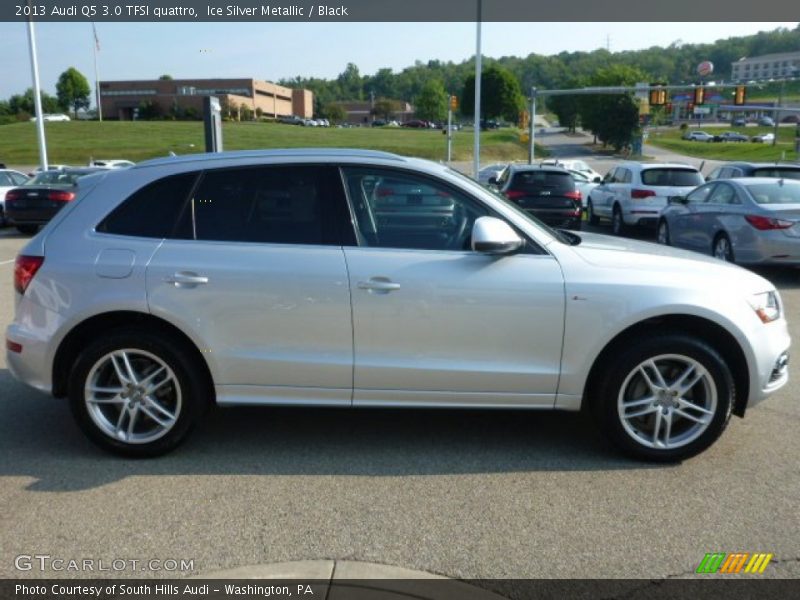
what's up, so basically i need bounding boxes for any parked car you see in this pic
[568,170,601,209]
[587,163,705,235]
[90,159,135,169]
[758,116,775,127]
[6,150,790,462]
[658,178,800,265]
[371,119,387,127]
[713,132,748,143]
[682,131,715,142]
[495,164,583,230]
[402,120,429,128]
[706,162,800,182]
[477,163,508,185]
[732,118,747,127]
[27,164,71,177]
[480,119,500,130]
[540,159,602,182]
[29,113,71,122]
[4,167,106,234]
[751,133,775,143]
[0,169,30,226]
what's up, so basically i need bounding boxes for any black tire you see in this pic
[68,329,208,457]
[590,333,734,462]
[712,233,735,263]
[587,200,599,226]
[16,224,39,235]
[611,205,626,236]
[657,219,671,246]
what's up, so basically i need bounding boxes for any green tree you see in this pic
[373,98,400,121]
[56,67,91,117]
[547,77,586,133]
[414,79,448,122]
[337,62,364,100]
[9,88,61,115]
[579,65,646,151]
[158,74,173,80]
[323,102,346,124]
[460,65,524,122]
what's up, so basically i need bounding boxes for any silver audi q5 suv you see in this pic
[6,149,791,460]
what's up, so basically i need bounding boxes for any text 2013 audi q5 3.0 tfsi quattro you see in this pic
[6,149,791,460]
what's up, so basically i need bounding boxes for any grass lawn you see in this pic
[647,126,799,161]
[0,121,543,166]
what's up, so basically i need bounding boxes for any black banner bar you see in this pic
[1,0,797,22]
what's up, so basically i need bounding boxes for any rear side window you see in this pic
[190,165,349,245]
[748,182,800,204]
[98,172,197,238]
[510,170,574,194]
[752,168,800,180]
[641,169,704,187]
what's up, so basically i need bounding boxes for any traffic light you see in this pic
[694,86,705,105]
[449,96,458,111]
[734,86,746,105]
[649,84,667,106]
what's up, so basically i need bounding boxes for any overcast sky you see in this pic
[0,22,797,100]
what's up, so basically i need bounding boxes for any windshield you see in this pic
[747,182,800,204]
[641,168,704,187]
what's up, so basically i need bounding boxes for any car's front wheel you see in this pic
[592,333,733,462]
[68,330,208,457]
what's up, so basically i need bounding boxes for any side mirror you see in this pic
[487,176,498,185]
[593,176,601,183]
[471,216,524,255]
[668,196,688,205]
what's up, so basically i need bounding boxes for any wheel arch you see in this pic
[584,314,750,418]
[51,311,215,402]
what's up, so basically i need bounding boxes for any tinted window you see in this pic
[751,168,800,180]
[10,172,28,185]
[0,173,10,186]
[27,171,82,186]
[641,169,704,187]
[191,165,347,245]
[620,169,632,184]
[747,182,800,205]
[98,172,197,238]
[509,170,574,194]
[342,167,489,251]
[708,183,738,205]
[687,184,715,203]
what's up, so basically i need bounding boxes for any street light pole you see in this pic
[472,0,482,178]
[773,79,784,147]
[26,14,48,171]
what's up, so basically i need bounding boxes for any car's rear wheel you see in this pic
[712,233,734,263]
[68,330,207,457]
[587,200,599,225]
[657,220,670,245]
[611,205,626,236]
[592,333,733,462]
[16,224,39,235]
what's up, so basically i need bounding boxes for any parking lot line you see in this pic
[0,259,15,265]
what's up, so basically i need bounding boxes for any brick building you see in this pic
[99,78,313,120]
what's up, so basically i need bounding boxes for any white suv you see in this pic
[587,163,705,235]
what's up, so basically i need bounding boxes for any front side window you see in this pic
[342,167,489,251]
[190,165,348,245]
[707,183,738,205]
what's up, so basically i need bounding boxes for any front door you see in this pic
[340,166,566,407]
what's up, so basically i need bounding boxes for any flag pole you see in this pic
[92,23,102,121]
[26,12,48,170]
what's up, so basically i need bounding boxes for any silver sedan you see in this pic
[658,178,800,265]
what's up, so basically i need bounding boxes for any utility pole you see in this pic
[528,88,536,164]
[26,13,48,170]
[92,23,102,121]
[473,0,482,178]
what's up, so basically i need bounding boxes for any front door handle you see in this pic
[358,277,401,294]
[165,271,209,288]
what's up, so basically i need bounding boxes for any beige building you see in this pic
[99,78,314,121]
[335,100,415,125]
[731,51,800,82]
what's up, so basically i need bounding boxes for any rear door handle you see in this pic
[358,277,401,294]
[165,271,209,288]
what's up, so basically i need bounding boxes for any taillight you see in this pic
[48,190,76,202]
[13,255,44,295]
[631,189,656,199]
[505,189,526,201]
[5,190,22,201]
[564,190,582,202]
[745,215,794,231]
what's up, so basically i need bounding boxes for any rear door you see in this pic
[671,183,716,250]
[146,164,355,406]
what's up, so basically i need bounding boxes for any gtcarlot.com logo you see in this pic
[696,552,773,574]
[14,554,195,573]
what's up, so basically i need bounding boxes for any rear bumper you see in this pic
[6,207,61,225]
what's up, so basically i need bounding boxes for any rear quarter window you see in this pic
[97,172,198,238]
[752,169,800,180]
[641,169,704,187]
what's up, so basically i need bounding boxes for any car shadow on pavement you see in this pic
[0,369,670,492]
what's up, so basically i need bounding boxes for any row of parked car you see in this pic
[683,130,776,143]
[0,159,134,233]
[481,158,800,267]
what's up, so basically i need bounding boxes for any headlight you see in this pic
[748,291,781,324]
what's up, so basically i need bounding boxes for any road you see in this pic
[0,215,798,581]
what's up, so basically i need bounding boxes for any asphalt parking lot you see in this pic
[0,224,798,580]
